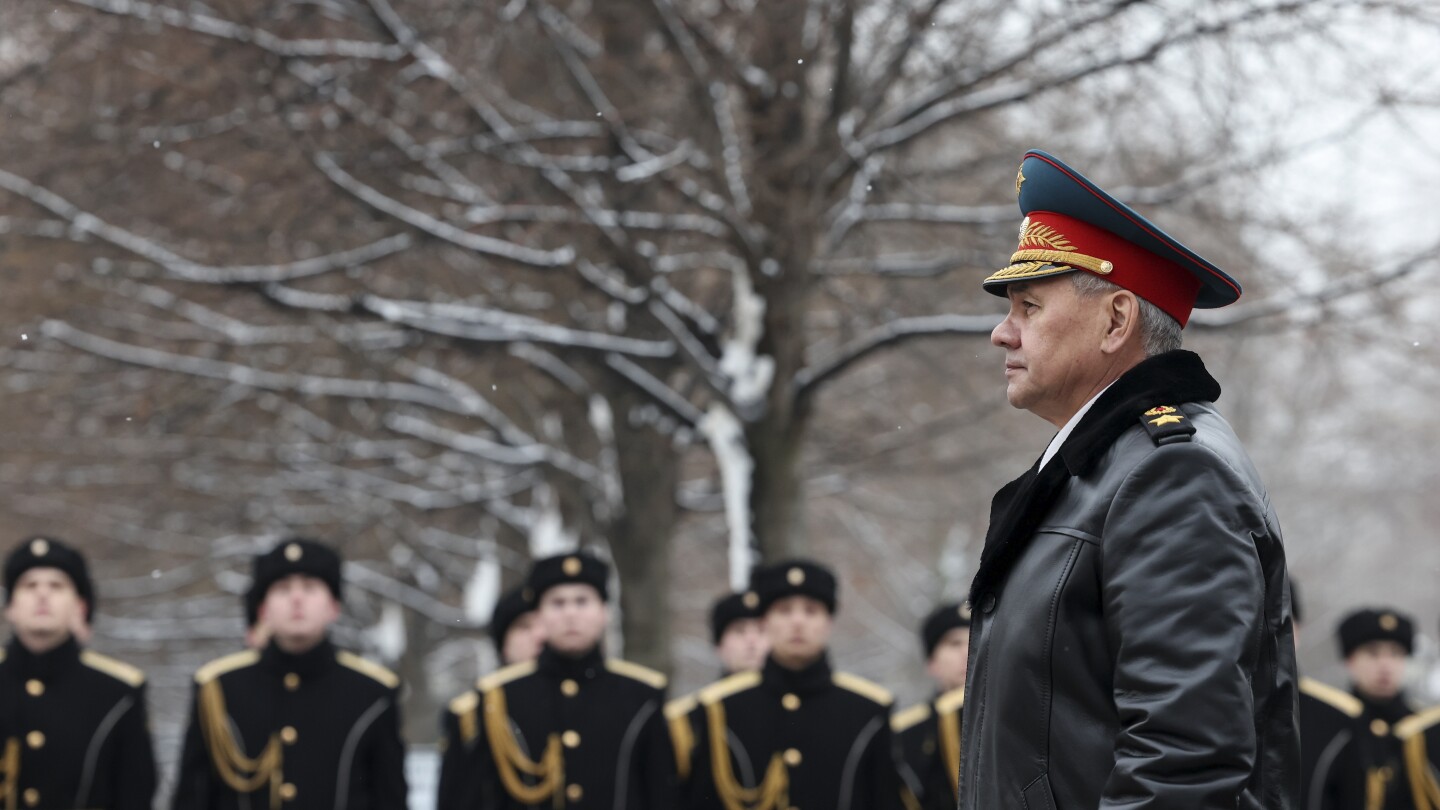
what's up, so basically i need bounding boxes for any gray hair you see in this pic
[1069,272,1182,356]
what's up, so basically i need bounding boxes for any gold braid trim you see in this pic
[1404,732,1440,810]
[704,700,787,810]
[1366,766,1394,810]
[1006,249,1113,275]
[1,737,19,810]
[198,680,284,810]
[900,785,922,810]
[938,703,962,801]
[482,685,564,808]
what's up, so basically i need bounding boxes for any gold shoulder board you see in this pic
[891,703,931,733]
[935,685,966,715]
[665,693,698,721]
[478,660,537,694]
[606,658,668,689]
[1300,677,1363,718]
[697,671,762,706]
[80,650,146,687]
[195,649,261,685]
[449,690,480,717]
[337,651,400,689]
[834,671,894,706]
[1396,706,1440,740]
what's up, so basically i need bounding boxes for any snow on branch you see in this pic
[67,0,408,60]
[604,353,705,426]
[111,281,317,345]
[698,403,755,590]
[859,201,1015,226]
[357,294,676,358]
[384,412,597,480]
[0,166,415,283]
[794,313,1000,396]
[344,562,473,626]
[813,250,994,278]
[312,152,575,268]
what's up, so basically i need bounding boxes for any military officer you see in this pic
[710,591,767,676]
[435,584,545,808]
[0,536,156,810]
[1324,608,1437,810]
[171,538,408,810]
[1394,617,1440,810]
[672,559,901,810]
[893,602,970,810]
[437,551,673,809]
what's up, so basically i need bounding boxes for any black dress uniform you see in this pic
[436,552,674,810]
[672,560,901,810]
[893,687,963,810]
[0,638,156,810]
[1297,677,1363,810]
[172,638,408,810]
[172,538,408,810]
[1395,706,1440,810]
[0,536,157,810]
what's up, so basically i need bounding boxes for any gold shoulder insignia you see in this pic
[81,650,146,687]
[448,690,480,717]
[1396,706,1440,740]
[834,671,894,706]
[665,693,698,721]
[697,671,762,706]
[477,660,536,694]
[935,685,966,715]
[194,649,260,685]
[891,703,931,733]
[1300,677,1363,718]
[606,658,668,690]
[337,651,400,689]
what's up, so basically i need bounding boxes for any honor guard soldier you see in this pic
[893,602,970,810]
[1323,608,1438,810]
[435,584,546,808]
[1393,615,1440,810]
[710,592,767,676]
[171,538,408,810]
[0,536,156,810]
[1291,582,1363,810]
[670,559,902,810]
[437,551,674,810]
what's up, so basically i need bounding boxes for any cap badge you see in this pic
[1379,613,1399,631]
[1015,166,1026,196]
[786,567,805,586]
[563,556,582,576]
[285,543,303,562]
[742,591,759,609]
[959,604,972,620]
[29,539,49,557]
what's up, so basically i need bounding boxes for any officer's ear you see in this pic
[1099,289,1142,356]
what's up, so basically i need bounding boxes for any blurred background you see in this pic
[3,0,1440,799]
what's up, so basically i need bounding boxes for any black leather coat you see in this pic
[959,351,1300,810]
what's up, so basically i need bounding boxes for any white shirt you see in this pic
[1039,383,1115,471]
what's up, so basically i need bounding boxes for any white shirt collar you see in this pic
[1039,382,1115,471]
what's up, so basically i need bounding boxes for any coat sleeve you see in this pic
[170,683,218,810]
[637,690,680,810]
[112,682,158,810]
[1099,442,1271,808]
[364,687,410,809]
[865,711,904,810]
[434,701,479,810]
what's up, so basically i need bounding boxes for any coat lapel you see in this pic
[968,351,1222,603]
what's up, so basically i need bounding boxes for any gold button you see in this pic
[561,679,579,697]
[783,748,802,766]
[566,784,584,801]
[781,693,800,711]
[284,673,301,691]
[25,680,44,697]
[22,789,38,807]
[787,567,805,586]
[279,783,297,801]
[281,726,298,744]
[26,731,44,749]
[1372,719,1390,736]
[562,730,581,748]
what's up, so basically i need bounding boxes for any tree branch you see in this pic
[795,314,999,397]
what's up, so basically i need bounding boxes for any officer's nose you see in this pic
[991,311,1018,350]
